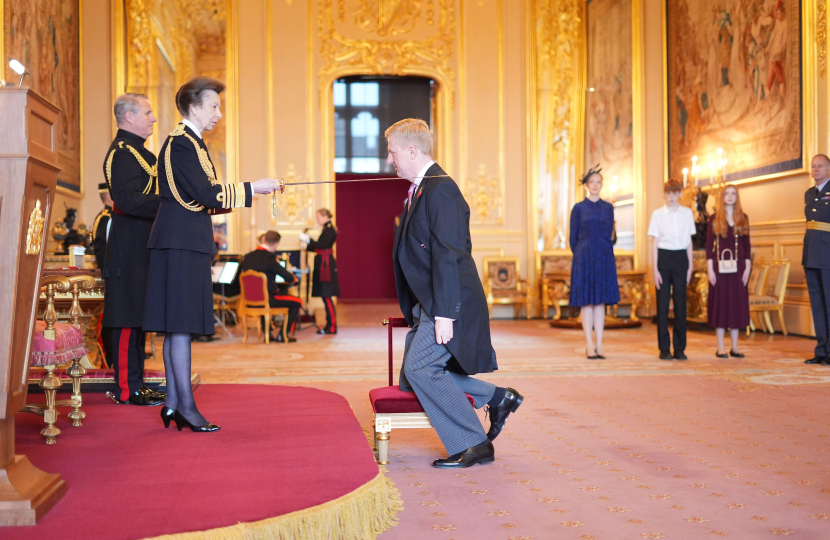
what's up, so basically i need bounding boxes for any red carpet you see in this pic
[7,385,391,540]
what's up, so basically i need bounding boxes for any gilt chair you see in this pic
[238,270,288,344]
[746,263,769,335]
[23,275,95,444]
[749,260,790,335]
[369,318,476,465]
[483,256,531,319]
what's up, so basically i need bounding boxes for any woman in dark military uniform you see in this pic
[144,76,281,432]
[301,209,341,334]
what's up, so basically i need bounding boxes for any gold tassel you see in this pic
[142,471,403,540]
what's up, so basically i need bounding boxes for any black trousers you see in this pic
[270,295,302,334]
[108,327,146,401]
[656,249,689,354]
[805,268,830,357]
[322,297,337,333]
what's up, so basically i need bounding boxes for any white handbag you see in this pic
[716,235,739,274]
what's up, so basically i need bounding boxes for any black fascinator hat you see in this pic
[580,164,603,185]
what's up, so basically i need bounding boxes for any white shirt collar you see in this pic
[182,118,202,139]
[817,177,830,193]
[411,160,435,188]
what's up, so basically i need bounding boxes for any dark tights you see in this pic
[162,333,208,426]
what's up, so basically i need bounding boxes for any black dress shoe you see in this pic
[486,388,524,441]
[316,329,337,335]
[107,390,164,406]
[432,441,495,469]
[160,406,175,428]
[192,334,220,343]
[822,358,830,366]
[140,386,166,401]
[729,350,745,358]
[674,352,687,360]
[805,356,825,364]
[172,411,220,432]
[595,350,606,360]
[275,333,297,343]
[715,351,729,358]
[659,351,673,360]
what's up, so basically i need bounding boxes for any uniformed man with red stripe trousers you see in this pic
[102,93,165,406]
[239,230,303,343]
[300,209,340,334]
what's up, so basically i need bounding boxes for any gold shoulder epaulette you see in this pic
[106,141,158,195]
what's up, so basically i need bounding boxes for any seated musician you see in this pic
[239,230,302,343]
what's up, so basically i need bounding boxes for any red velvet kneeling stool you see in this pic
[370,318,475,465]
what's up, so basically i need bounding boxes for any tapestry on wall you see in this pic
[4,0,81,194]
[585,0,633,200]
[666,0,802,184]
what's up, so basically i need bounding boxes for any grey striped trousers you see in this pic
[398,303,496,456]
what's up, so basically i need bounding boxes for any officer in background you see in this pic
[804,154,830,365]
[91,182,113,269]
[239,230,302,343]
[300,209,340,334]
[102,93,165,405]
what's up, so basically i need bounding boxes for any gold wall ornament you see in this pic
[318,0,455,102]
[25,200,46,256]
[355,0,422,36]
[273,164,314,225]
[819,1,827,78]
[531,0,583,252]
[125,0,155,91]
[465,164,503,225]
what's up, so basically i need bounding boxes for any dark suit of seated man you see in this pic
[239,230,302,343]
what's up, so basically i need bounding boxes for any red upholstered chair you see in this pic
[23,275,94,444]
[369,318,476,465]
[238,270,288,344]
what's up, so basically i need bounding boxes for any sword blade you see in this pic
[283,174,449,186]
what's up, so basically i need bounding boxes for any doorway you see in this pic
[333,76,434,302]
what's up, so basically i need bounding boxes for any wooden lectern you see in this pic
[0,88,66,525]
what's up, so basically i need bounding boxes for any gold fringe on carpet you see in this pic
[143,471,403,540]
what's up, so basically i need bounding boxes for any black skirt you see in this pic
[143,248,215,335]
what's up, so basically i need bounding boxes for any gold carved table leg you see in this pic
[39,365,61,444]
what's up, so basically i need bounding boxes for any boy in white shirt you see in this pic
[647,179,696,360]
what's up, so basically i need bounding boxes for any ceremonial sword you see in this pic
[271,174,451,217]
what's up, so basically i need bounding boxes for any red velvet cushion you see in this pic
[370,384,475,414]
[242,275,266,302]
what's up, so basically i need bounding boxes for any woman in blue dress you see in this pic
[569,167,620,359]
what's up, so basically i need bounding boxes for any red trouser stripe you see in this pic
[117,328,132,401]
[325,297,336,331]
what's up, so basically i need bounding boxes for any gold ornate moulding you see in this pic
[318,0,455,97]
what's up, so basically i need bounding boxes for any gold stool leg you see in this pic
[66,356,87,426]
[40,365,62,444]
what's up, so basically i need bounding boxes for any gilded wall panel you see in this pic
[461,0,504,226]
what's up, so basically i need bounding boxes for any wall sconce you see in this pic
[9,59,28,87]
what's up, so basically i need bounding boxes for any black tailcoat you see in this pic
[803,182,830,268]
[392,163,497,376]
[91,205,111,269]
[307,222,341,297]
[102,130,159,328]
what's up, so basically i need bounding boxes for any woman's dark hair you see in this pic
[175,76,226,116]
[580,164,602,184]
[317,208,333,219]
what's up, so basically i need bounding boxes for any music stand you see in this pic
[211,261,239,337]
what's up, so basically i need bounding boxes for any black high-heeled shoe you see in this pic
[595,349,606,360]
[160,405,175,428]
[587,349,598,360]
[172,410,220,432]
[729,350,745,358]
[715,351,728,358]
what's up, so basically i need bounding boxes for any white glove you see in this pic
[299,233,310,244]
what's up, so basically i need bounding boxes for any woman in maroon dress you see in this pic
[706,185,752,358]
